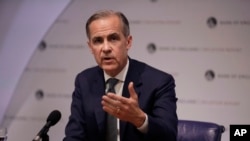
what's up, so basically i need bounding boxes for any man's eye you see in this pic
[111,36,117,40]
[109,35,119,41]
[93,38,103,44]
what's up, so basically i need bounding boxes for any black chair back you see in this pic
[178,120,225,141]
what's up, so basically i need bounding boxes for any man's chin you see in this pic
[102,65,118,75]
[102,66,116,71]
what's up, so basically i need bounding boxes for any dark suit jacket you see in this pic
[63,58,178,141]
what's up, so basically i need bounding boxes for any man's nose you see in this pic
[102,40,111,52]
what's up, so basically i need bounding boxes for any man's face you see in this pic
[88,15,132,77]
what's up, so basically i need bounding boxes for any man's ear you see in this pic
[126,35,132,50]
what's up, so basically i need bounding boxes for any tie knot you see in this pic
[107,78,119,93]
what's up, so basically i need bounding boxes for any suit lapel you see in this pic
[120,59,144,140]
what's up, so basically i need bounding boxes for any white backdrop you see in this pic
[0,0,71,130]
[1,0,250,141]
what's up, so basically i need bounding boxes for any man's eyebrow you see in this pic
[92,36,102,40]
[91,32,120,40]
[108,33,120,37]
[109,32,119,35]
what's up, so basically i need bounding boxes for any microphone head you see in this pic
[47,110,61,126]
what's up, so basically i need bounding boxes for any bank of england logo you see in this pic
[205,70,215,81]
[207,17,217,28]
[35,89,44,100]
[147,43,157,53]
[38,40,47,51]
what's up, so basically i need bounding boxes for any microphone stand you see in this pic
[41,133,49,141]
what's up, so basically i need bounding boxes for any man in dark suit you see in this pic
[63,10,178,141]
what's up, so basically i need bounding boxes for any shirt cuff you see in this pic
[137,114,148,133]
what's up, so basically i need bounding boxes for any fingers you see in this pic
[128,82,138,100]
[102,81,138,117]
[102,81,137,107]
[102,94,122,115]
[102,94,119,106]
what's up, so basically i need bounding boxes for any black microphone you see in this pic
[32,110,61,141]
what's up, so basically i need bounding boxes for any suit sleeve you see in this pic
[144,74,178,141]
[63,74,87,141]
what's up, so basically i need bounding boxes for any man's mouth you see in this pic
[102,56,114,62]
[104,57,112,60]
